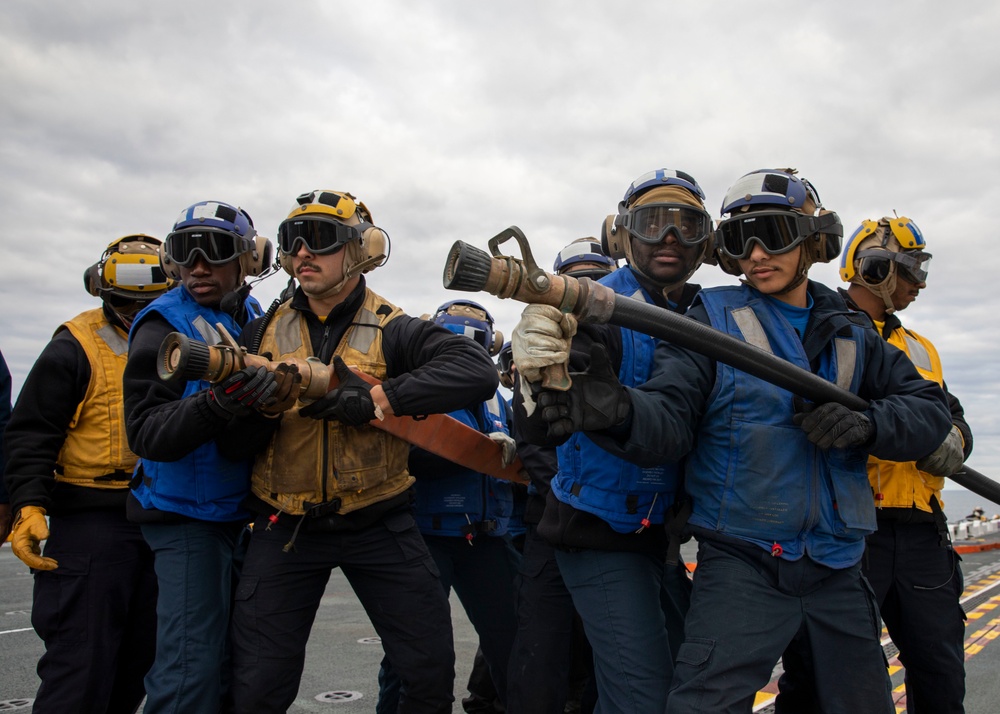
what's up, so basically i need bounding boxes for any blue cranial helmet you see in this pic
[432,299,503,355]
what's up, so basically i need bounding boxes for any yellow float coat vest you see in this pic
[56,308,137,489]
[251,290,413,516]
[868,321,949,513]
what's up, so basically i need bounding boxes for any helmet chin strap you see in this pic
[300,271,352,301]
[874,272,898,314]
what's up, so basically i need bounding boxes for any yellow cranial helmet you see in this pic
[85,234,175,327]
[85,234,174,300]
[839,216,931,312]
[276,190,389,291]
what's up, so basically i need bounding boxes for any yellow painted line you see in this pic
[753,691,774,706]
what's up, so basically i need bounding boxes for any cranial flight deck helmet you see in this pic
[276,190,389,298]
[839,215,931,313]
[160,200,272,283]
[553,237,617,280]
[600,168,716,297]
[85,234,174,328]
[714,169,843,294]
[432,299,504,356]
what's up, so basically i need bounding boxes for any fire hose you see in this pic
[442,226,1000,507]
[156,326,527,485]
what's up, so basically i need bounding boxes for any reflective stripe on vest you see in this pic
[903,333,933,373]
[730,304,857,390]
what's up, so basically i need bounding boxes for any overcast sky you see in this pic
[2,1,998,487]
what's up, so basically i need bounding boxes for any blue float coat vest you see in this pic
[412,392,514,538]
[129,286,263,522]
[686,285,873,568]
[552,267,679,534]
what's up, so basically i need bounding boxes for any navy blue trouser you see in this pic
[140,519,243,714]
[31,509,157,714]
[507,525,595,714]
[377,532,519,713]
[866,521,966,713]
[670,538,892,714]
[776,521,966,714]
[231,509,455,714]
[557,546,690,714]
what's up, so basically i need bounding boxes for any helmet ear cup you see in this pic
[601,214,627,261]
[359,226,388,273]
[807,210,843,265]
[84,263,102,296]
[158,244,182,281]
[240,235,273,277]
[344,225,389,279]
[489,329,504,357]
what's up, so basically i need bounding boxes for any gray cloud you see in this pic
[2,0,997,479]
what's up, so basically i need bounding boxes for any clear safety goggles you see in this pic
[716,211,840,260]
[619,204,713,246]
[277,217,360,256]
[164,228,248,267]
[857,249,931,286]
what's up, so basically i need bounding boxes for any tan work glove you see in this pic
[916,425,965,477]
[488,432,518,468]
[511,304,578,384]
[11,506,58,570]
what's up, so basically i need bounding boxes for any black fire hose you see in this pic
[443,228,1000,508]
[609,297,1000,506]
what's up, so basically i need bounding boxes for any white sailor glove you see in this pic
[511,305,577,385]
[488,432,517,468]
[916,425,965,477]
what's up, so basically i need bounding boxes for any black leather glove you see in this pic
[259,363,302,416]
[298,356,376,425]
[538,344,631,439]
[792,399,874,450]
[208,366,278,417]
